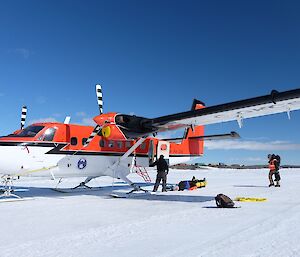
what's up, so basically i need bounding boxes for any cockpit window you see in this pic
[12,125,45,137]
[42,127,57,141]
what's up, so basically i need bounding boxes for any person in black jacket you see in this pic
[152,155,169,192]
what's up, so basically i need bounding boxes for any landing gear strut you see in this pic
[53,177,101,193]
[0,176,21,199]
[72,181,92,190]
[127,185,148,194]
[72,176,96,190]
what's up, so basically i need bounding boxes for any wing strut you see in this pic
[287,107,291,120]
[237,113,243,128]
[108,137,148,191]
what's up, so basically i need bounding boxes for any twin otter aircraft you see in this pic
[1,85,300,197]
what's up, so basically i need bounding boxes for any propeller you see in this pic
[83,84,104,147]
[84,125,102,147]
[96,84,103,114]
[20,106,27,129]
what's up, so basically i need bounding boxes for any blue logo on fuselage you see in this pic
[77,158,87,170]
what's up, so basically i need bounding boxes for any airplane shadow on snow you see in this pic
[4,184,135,199]
[3,182,215,203]
[118,194,215,203]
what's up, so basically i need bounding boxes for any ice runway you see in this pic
[1,168,300,257]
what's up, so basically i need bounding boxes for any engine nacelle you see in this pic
[93,113,156,139]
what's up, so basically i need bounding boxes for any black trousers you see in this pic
[269,170,281,185]
[153,172,167,192]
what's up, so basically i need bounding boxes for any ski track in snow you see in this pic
[0,168,300,257]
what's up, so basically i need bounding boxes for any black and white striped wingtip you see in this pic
[96,84,103,114]
[84,125,102,147]
[21,106,27,129]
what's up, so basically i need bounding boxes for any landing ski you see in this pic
[203,206,241,209]
[0,197,33,203]
[109,191,150,199]
[52,187,102,193]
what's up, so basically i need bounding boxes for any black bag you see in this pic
[215,194,235,208]
[178,181,190,191]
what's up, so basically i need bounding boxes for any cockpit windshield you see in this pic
[41,127,57,141]
[10,125,45,137]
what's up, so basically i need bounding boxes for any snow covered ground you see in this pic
[1,168,300,257]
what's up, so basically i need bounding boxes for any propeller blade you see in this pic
[21,106,27,129]
[96,84,103,114]
[84,125,102,147]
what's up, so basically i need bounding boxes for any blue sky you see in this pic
[0,0,300,164]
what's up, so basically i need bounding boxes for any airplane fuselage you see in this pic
[0,121,203,179]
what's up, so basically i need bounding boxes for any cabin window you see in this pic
[71,137,78,145]
[108,140,114,148]
[125,141,131,149]
[42,127,57,141]
[12,125,45,137]
[99,139,105,147]
[82,138,88,146]
[117,141,123,149]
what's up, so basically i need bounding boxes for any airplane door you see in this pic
[148,140,155,165]
[157,141,170,164]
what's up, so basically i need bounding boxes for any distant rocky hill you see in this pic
[171,163,300,169]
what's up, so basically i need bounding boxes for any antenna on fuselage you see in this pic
[20,106,27,129]
[64,116,71,124]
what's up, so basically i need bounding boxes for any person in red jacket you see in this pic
[268,154,281,187]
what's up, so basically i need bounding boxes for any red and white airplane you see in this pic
[1,85,300,197]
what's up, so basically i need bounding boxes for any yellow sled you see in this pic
[234,197,267,202]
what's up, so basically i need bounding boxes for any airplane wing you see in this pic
[149,88,300,131]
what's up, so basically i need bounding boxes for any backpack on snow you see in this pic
[215,194,235,208]
[178,181,190,191]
